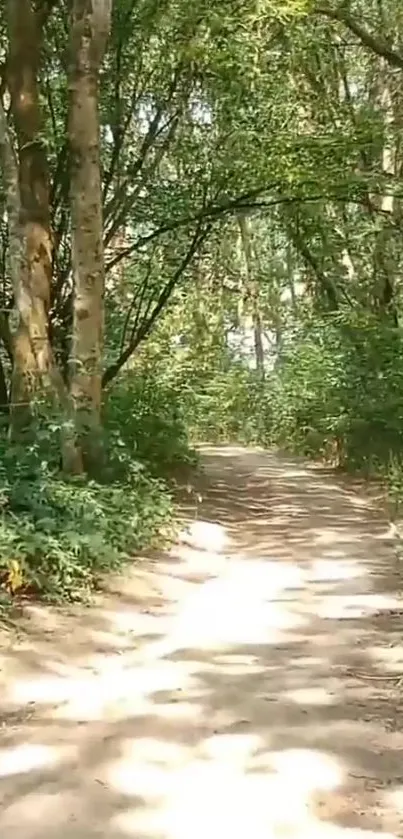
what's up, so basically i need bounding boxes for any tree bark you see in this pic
[67,0,112,473]
[238,214,265,378]
[371,61,399,323]
[0,101,21,416]
[7,0,58,437]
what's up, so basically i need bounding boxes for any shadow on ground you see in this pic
[1,445,403,838]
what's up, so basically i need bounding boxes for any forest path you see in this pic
[1,446,403,837]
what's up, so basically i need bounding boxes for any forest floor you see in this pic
[1,445,403,837]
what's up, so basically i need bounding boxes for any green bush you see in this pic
[0,430,174,602]
[0,362,214,602]
[259,314,403,473]
[184,363,265,444]
[104,370,197,474]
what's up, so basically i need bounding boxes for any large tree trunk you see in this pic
[7,0,59,437]
[67,0,112,473]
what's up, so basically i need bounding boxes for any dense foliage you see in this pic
[1,0,403,602]
[182,312,403,481]
[0,436,174,600]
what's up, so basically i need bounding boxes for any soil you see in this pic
[1,445,403,838]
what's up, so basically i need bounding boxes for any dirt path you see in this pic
[1,445,403,838]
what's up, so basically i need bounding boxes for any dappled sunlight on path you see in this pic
[1,446,403,837]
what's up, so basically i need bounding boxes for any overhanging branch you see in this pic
[106,182,399,272]
[102,221,211,386]
[315,5,403,69]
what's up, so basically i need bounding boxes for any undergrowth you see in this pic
[0,373,197,603]
[0,439,174,602]
[104,371,198,475]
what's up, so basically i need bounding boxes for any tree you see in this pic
[2,0,402,455]
[67,0,112,472]
[6,0,60,436]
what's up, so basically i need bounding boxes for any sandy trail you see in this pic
[1,445,403,838]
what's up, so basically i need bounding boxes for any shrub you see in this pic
[104,370,197,475]
[184,364,265,444]
[260,313,403,472]
[0,432,174,601]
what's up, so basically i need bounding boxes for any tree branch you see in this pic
[102,223,211,386]
[105,181,399,273]
[315,5,403,68]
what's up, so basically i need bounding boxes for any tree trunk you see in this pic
[372,64,398,323]
[67,0,112,473]
[0,101,20,416]
[7,0,58,437]
[286,241,297,313]
[238,214,265,378]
